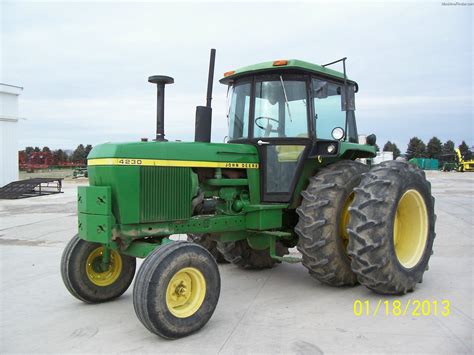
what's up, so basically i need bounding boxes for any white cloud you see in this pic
[357,95,473,108]
[3,1,472,151]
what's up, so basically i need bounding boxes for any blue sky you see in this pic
[2,0,472,152]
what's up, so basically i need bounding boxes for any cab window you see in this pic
[312,79,346,140]
[254,79,308,138]
[228,82,251,139]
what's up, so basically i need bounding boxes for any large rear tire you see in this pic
[295,160,369,286]
[61,235,136,303]
[133,241,220,339]
[347,160,436,294]
[187,234,228,263]
[216,239,288,269]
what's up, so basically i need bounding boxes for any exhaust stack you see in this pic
[148,75,174,142]
[195,49,216,143]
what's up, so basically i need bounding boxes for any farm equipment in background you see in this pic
[455,148,474,172]
[19,150,85,172]
[441,162,457,172]
[0,178,63,199]
[61,50,436,339]
[438,149,474,172]
[72,167,88,178]
[19,151,54,171]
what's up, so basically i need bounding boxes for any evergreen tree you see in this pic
[383,141,401,159]
[383,141,392,151]
[53,149,66,164]
[440,140,455,163]
[426,137,442,159]
[72,144,86,163]
[63,150,70,162]
[85,144,93,158]
[25,146,34,156]
[442,140,455,155]
[34,146,41,152]
[42,146,51,153]
[406,137,426,160]
[458,141,472,160]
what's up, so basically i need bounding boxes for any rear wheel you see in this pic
[295,160,369,286]
[187,234,228,263]
[217,239,288,269]
[61,235,136,303]
[348,160,436,294]
[133,241,220,339]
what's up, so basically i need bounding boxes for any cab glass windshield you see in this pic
[227,77,308,140]
[254,79,308,138]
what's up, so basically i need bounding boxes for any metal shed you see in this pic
[0,83,23,187]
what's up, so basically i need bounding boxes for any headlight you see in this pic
[327,144,336,154]
[331,127,345,140]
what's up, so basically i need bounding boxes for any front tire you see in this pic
[61,235,136,303]
[347,161,436,294]
[133,241,220,339]
[295,160,369,286]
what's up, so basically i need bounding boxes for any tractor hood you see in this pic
[86,141,260,225]
[87,141,259,168]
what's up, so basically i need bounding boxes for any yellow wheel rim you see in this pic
[339,192,355,251]
[166,267,206,318]
[85,247,122,287]
[393,189,428,268]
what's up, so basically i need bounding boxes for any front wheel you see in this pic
[61,235,136,303]
[133,241,220,339]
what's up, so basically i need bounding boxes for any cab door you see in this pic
[255,138,310,202]
[250,76,311,202]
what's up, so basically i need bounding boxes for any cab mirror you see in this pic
[341,85,356,111]
[366,134,377,146]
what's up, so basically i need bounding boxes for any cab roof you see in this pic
[219,59,357,85]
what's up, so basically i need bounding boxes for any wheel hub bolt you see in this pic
[175,283,187,296]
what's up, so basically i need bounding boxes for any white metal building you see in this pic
[374,151,394,164]
[0,83,23,187]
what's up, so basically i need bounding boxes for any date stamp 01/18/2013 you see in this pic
[353,299,451,317]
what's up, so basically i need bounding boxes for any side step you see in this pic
[0,178,63,199]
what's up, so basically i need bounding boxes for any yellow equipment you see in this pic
[455,148,474,172]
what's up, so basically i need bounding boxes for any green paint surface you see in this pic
[88,141,259,163]
[220,59,357,84]
[77,59,379,261]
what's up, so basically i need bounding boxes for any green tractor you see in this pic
[61,50,436,339]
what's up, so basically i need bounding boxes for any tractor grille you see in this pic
[140,166,193,223]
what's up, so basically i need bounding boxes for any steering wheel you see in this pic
[255,116,279,136]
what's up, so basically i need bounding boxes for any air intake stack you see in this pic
[194,48,216,143]
[148,75,174,142]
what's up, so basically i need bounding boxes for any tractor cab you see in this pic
[220,59,361,202]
